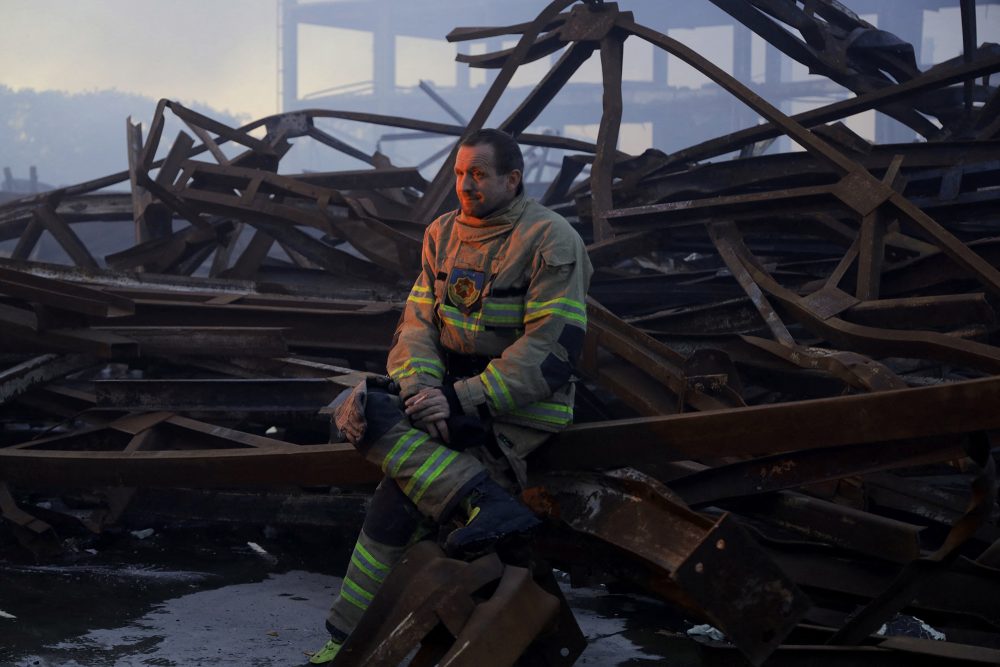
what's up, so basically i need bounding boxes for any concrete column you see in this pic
[280,0,299,112]
[373,11,396,114]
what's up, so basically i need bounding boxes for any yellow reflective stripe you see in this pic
[525,297,587,325]
[480,364,514,411]
[389,357,444,380]
[390,432,427,476]
[351,554,386,583]
[410,285,432,294]
[382,429,425,472]
[403,446,446,497]
[526,297,586,311]
[481,303,524,326]
[407,295,433,305]
[355,542,390,572]
[413,450,459,504]
[340,577,373,610]
[510,401,574,426]
[440,305,483,332]
[343,577,375,601]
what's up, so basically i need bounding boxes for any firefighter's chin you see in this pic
[460,196,482,217]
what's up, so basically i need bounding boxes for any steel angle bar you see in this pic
[0,195,134,244]
[880,238,1000,297]
[31,201,99,271]
[668,433,968,509]
[738,492,924,564]
[104,220,231,273]
[333,543,506,667]
[177,166,422,275]
[0,265,134,318]
[294,167,427,192]
[94,378,349,412]
[434,565,563,667]
[447,15,568,42]
[714,222,1000,373]
[164,100,277,160]
[621,142,1000,211]
[127,116,173,245]
[500,40,597,137]
[582,301,730,412]
[0,354,97,406]
[708,224,795,346]
[113,301,398,354]
[619,14,1000,297]
[92,326,288,357]
[829,434,996,645]
[765,547,1000,631]
[0,325,138,359]
[588,9,625,242]
[457,29,567,69]
[738,335,906,392]
[230,215,402,282]
[0,440,380,489]
[707,0,934,138]
[842,294,998,332]
[523,468,808,666]
[605,183,843,231]
[254,109,602,155]
[304,125,376,166]
[538,375,1000,471]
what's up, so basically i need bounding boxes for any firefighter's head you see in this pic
[455,129,523,219]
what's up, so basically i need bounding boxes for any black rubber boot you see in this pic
[444,476,540,558]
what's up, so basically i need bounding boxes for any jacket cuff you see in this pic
[452,376,489,417]
[397,374,441,400]
[440,383,463,417]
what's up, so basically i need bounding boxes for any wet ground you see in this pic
[1,522,698,667]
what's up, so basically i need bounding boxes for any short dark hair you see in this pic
[460,129,524,178]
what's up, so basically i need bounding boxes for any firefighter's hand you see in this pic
[416,418,451,444]
[405,387,451,422]
[405,388,451,442]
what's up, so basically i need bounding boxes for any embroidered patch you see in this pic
[446,267,485,314]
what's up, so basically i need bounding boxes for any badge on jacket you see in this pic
[447,267,485,314]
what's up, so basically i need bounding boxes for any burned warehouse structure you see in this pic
[1,0,1000,665]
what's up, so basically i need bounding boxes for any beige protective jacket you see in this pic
[387,193,592,473]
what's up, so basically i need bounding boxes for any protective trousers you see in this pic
[326,387,487,637]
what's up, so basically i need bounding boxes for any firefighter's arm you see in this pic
[386,225,447,400]
[451,228,591,416]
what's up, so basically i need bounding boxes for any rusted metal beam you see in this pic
[524,468,809,666]
[540,375,1000,470]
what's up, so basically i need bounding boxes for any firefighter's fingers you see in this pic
[419,420,440,441]
[434,419,450,444]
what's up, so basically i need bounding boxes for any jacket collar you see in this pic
[454,194,526,243]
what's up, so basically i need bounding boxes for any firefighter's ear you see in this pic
[506,168,522,194]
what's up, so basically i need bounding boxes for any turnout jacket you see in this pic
[387,193,592,461]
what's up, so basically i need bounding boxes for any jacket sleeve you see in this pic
[452,222,592,416]
[386,223,446,399]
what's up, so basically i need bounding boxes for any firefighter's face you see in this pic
[455,143,521,219]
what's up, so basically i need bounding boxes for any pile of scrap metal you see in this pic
[1,1,999,665]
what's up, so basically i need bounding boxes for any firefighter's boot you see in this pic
[444,476,540,558]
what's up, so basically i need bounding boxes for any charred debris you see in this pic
[1,1,999,665]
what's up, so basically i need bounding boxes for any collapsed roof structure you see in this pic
[0,1,998,664]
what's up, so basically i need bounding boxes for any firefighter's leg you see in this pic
[357,389,488,521]
[323,478,432,647]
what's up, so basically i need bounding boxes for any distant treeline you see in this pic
[0,86,244,190]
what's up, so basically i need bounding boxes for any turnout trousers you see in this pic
[326,388,487,636]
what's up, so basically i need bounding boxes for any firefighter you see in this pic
[309,128,593,664]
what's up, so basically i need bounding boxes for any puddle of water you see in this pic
[1,527,691,666]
